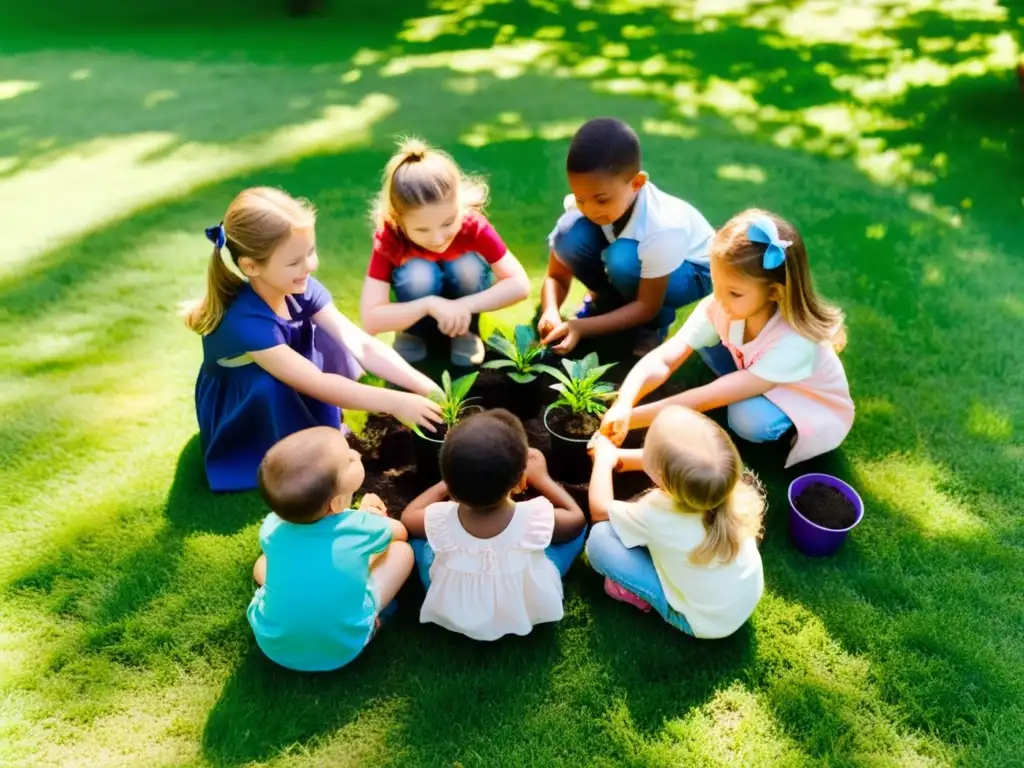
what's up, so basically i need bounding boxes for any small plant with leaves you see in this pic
[432,369,479,428]
[546,352,617,417]
[482,324,558,384]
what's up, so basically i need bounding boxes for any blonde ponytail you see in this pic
[371,137,489,230]
[184,247,245,335]
[183,187,316,335]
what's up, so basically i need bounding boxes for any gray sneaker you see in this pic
[450,333,485,367]
[394,332,427,363]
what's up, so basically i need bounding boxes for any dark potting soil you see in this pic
[473,367,507,411]
[547,408,601,440]
[350,408,655,522]
[794,483,857,530]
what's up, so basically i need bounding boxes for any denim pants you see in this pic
[585,521,694,634]
[550,215,712,330]
[695,343,794,444]
[409,528,587,589]
[392,252,493,336]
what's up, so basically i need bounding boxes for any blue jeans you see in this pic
[392,253,493,336]
[696,343,794,443]
[585,522,694,634]
[410,528,587,589]
[550,216,712,329]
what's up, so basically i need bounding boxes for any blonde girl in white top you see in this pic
[587,406,765,638]
[400,409,587,641]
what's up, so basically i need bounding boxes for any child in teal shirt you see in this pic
[247,427,414,672]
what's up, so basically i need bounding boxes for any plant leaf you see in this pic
[589,361,617,380]
[513,324,535,352]
[531,363,564,380]
[442,369,452,396]
[449,371,478,403]
[482,359,517,370]
[550,382,566,394]
[542,366,572,386]
[581,351,599,372]
[508,371,536,384]
[560,357,576,377]
[485,332,517,359]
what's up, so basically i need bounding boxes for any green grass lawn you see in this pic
[1,0,1022,765]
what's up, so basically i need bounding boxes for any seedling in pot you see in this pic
[483,324,559,384]
[546,352,617,419]
[434,369,480,428]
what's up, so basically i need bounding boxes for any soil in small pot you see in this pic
[544,407,601,485]
[794,483,857,530]
[473,368,507,412]
[547,408,601,440]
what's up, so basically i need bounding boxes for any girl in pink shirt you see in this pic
[601,209,853,467]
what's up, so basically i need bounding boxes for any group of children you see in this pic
[186,118,854,671]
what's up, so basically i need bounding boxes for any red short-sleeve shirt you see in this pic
[366,211,508,282]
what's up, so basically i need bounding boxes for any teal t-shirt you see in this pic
[246,509,393,672]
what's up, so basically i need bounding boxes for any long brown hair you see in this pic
[644,407,764,565]
[184,187,316,335]
[713,208,846,351]
[371,137,488,231]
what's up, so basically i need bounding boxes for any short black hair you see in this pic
[566,118,641,176]
[440,409,529,507]
[257,427,346,523]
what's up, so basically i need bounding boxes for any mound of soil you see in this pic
[547,408,601,440]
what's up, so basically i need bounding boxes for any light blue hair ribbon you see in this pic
[747,215,791,270]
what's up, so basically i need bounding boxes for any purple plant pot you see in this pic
[787,473,864,557]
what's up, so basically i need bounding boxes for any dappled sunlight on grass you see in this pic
[0,79,39,99]
[0,94,395,277]
[854,454,990,537]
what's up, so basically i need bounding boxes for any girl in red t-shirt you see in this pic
[360,139,531,366]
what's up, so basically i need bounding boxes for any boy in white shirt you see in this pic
[538,118,715,357]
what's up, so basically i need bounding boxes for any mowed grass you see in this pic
[1,0,1022,766]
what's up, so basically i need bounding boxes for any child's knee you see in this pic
[602,239,641,286]
[552,215,604,266]
[389,539,415,572]
[443,252,491,297]
[584,521,617,565]
[393,258,443,301]
[727,399,792,443]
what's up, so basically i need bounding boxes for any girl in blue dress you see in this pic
[186,187,443,492]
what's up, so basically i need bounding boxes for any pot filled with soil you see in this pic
[412,370,479,486]
[542,404,601,484]
[787,473,864,557]
[540,353,617,484]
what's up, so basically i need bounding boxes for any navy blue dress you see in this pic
[195,277,360,492]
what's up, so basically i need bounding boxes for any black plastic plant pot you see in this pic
[505,376,546,422]
[412,407,481,486]
[542,404,598,485]
[412,426,446,487]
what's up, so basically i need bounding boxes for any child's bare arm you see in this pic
[588,435,620,523]
[572,275,669,337]
[253,554,267,586]
[630,369,774,428]
[399,481,449,539]
[524,450,586,542]
[615,449,644,473]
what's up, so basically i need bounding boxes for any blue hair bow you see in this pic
[747,215,791,270]
[205,222,226,249]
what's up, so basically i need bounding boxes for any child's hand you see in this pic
[542,319,582,355]
[359,493,388,516]
[588,432,620,470]
[429,297,472,338]
[524,448,550,485]
[537,308,563,340]
[600,401,632,446]
[391,391,443,432]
